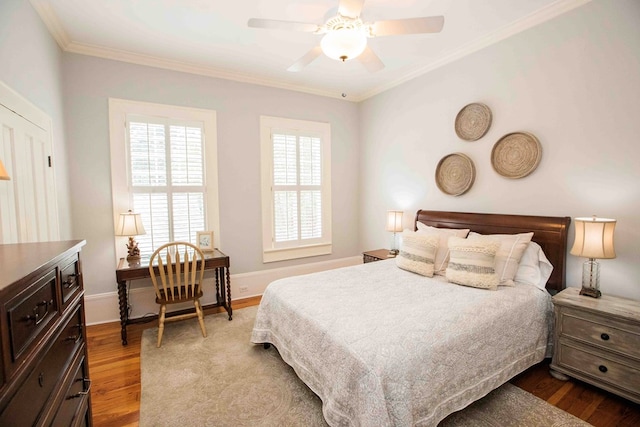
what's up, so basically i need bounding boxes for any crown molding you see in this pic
[29,0,71,48]
[357,0,592,101]
[63,41,348,100]
[31,0,591,103]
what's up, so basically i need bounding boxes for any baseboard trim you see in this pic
[84,255,361,325]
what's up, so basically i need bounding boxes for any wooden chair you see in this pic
[148,242,207,347]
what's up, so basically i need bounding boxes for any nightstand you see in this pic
[363,249,394,263]
[550,287,640,404]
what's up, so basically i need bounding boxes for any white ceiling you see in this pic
[31,0,590,101]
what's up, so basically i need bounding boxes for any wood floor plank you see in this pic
[87,296,640,426]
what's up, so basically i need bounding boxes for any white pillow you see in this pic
[514,241,554,290]
[416,223,470,275]
[446,236,500,290]
[396,230,439,277]
[468,231,533,287]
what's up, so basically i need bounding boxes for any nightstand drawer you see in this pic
[557,341,640,396]
[560,308,640,360]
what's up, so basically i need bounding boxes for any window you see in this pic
[260,116,331,262]
[109,99,219,260]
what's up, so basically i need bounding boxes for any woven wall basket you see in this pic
[491,132,542,179]
[455,103,492,141]
[435,153,475,196]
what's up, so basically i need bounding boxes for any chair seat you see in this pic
[156,286,204,304]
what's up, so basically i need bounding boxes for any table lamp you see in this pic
[386,210,403,256]
[0,159,10,180]
[115,210,146,263]
[570,216,616,298]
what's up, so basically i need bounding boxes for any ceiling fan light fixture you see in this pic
[320,28,367,62]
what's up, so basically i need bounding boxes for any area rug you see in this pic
[140,306,590,427]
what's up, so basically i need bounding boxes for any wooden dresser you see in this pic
[0,240,92,426]
[550,287,640,404]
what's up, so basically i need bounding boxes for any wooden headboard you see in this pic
[414,210,571,293]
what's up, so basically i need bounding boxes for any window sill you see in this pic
[263,243,332,263]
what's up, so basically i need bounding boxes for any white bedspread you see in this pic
[251,259,554,426]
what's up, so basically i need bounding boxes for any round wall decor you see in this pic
[455,103,492,141]
[491,132,542,179]
[435,153,475,196]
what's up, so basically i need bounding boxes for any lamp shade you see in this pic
[115,210,146,236]
[386,210,404,233]
[321,28,367,61]
[0,159,10,180]
[570,216,616,259]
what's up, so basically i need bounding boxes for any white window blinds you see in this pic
[260,116,331,263]
[126,117,206,256]
[272,132,322,244]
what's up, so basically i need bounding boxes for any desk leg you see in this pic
[215,268,221,305]
[226,267,232,320]
[117,280,128,345]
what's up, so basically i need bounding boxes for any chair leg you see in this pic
[157,304,166,348]
[195,299,207,337]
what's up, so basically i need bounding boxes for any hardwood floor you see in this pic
[87,296,640,426]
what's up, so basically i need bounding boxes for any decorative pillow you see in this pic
[514,241,554,290]
[446,236,500,290]
[468,231,534,287]
[416,223,470,276]
[396,231,439,277]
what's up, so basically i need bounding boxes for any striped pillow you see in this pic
[416,223,470,275]
[396,231,439,277]
[446,236,500,290]
[468,232,533,286]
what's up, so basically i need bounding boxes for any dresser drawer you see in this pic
[560,307,640,360]
[51,354,91,427]
[556,341,640,396]
[6,270,59,363]
[60,253,82,308]
[0,305,84,426]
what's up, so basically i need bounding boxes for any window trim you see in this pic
[260,116,332,263]
[109,98,220,261]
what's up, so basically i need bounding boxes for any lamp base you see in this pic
[579,286,601,298]
[388,249,399,257]
[580,258,602,298]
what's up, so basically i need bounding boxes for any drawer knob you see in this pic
[600,333,610,341]
[598,365,608,373]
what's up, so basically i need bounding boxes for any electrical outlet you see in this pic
[239,286,249,294]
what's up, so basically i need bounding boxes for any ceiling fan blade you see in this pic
[248,18,320,33]
[287,46,323,72]
[357,46,385,73]
[338,0,365,18]
[371,16,444,36]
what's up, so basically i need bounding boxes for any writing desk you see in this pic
[115,248,232,345]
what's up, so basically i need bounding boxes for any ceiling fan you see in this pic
[248,0,444,73]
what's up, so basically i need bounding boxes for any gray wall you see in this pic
[62,54,361,295]
[3,0,639,301]
[0,0,72,238]
[359,0,640,300]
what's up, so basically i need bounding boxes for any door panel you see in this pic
[0,100,59,243]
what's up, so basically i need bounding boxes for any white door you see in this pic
[0,85,59,243]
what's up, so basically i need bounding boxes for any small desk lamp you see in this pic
[115,210,146,263]
[386,210,403,256]
[0,159,10,180]
[570,216,616,298]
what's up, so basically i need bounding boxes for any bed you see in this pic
[251,210,571,426]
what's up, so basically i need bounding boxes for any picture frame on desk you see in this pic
[196,231,214,252]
